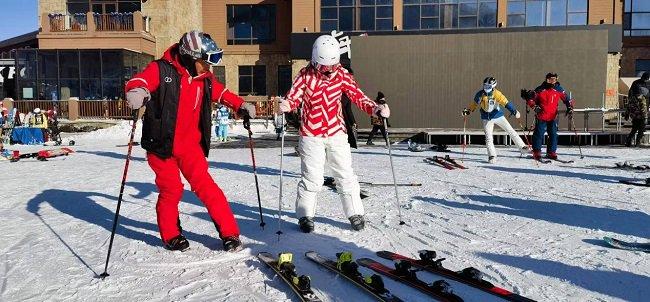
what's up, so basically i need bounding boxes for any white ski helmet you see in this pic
[33,108,41,114]
[311,35,340,67]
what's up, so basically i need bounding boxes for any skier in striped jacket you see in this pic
[279,34,389,233]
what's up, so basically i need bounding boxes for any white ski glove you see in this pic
[514,110,521,119]
[238,102,257,119]
[375,104,390,118]
[279,98,292,113]
[126,87,150,109]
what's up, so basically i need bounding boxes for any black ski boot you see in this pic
[349,215,365,231]
[394,260,417,279]
[364,274,387,293]
[298,217,314,233]
[164,234,190,251]
[223,236,243,252]
[459,267,484,281]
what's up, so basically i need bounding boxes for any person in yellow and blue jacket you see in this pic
[463,77,528,163]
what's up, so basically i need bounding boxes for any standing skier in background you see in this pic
[279,34,389,232]
[125,30,256,252]
[462,77,527,163]
[524,72,575,160]
[624,71,649,147]
[366,92,388,146]
[215,103,230,142]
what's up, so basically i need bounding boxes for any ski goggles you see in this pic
[483,83,496,92]
[202,48,223,66]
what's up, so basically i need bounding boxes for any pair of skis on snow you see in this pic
[259,250,536,302]
[0,147,73,162]
[424,155,467,170]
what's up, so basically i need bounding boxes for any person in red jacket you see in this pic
[524,73,574,160]
[125,30,256,252]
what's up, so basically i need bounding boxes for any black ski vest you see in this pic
[141,60,213,159]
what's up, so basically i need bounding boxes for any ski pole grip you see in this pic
[243,114,251,131]
[130,109,139,121]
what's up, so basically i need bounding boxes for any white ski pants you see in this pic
[296,134,364,219]
[482,116,526,158]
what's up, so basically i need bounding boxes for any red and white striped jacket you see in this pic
[285,65,377,137]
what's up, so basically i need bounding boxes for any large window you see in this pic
[277,65,292,97]
[227,5,276,45]
[66,0,141,14]
[15,49,152,100]
[238,66,266,96]
[625,0,650,36]
[321,0,394,32]
[403,0,496,30]
[636,60,650,77]
[507,0,588,27]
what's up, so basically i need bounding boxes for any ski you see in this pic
[619,178,650,187]
[603,236,650,252]
[258,252,323,302]
[357,257,464,302]
[305,251,403,302]
[442,155,467,169]
[377,251,536,302]
[424,157,455,170]
[359,181,422,187]
[323,176,371,199]
[9,147,74,162]
[550,158,574,164]
[615,162,650,171]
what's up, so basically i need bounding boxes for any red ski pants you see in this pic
[147,145,239,243]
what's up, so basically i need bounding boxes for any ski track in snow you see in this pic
[1,121,649,301]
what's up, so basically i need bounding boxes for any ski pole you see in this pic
[518,122,532,152]
[382,118,405,225]
[276,113,285,241]
[100,109,140,279]
[243,115,266,229]
[570,114,584,159]
[461,115,467,162]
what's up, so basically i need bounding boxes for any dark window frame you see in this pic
[636,59,650,77]
[227,4,277,45]
[403,0,496,30]
[321,0,394,32]
[238,65,266,96]
[507,0,588,28]
[624,0,650,36]
[66,0,141,14]
[277,65,292,97]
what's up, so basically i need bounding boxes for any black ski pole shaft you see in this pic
[570,115,584,159]
[100,109,139,279]
[276,113,285,241]
[382,118,405,225]
[243,115,265,229]
[461,115,467,162]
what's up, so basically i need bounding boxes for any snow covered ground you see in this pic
[1,121,648,302]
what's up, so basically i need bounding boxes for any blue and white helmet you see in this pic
[483,77,497,93]
[179,30,223,66]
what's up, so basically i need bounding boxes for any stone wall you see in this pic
[38,0,66,27]
[142,0,203,58]
[606,53,622,109]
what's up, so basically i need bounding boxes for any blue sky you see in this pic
[0,0,38,42]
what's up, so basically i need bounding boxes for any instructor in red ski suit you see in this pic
[125,30,256,252]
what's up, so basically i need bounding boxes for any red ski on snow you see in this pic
[10,147,74,162]
[376,251,536,302]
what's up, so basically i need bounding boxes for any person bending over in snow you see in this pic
[279,34,389,233]
[523,72,574,160]
[462,77,527,163]
[125,30,256,252]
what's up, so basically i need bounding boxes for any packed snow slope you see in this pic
[1,121,648,302]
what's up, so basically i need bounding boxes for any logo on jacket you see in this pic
[164,76,173,83]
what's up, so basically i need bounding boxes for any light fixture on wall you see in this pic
[303,27,308,32]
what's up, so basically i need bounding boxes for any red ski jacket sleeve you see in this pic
[125,62,244,112]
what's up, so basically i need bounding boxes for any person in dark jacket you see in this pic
[366,92,388,145]
[125,30,256,252]
[625,71,650,147]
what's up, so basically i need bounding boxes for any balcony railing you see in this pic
[94,13,134,32]
[48,13,88,32]
[44,11,150,33]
